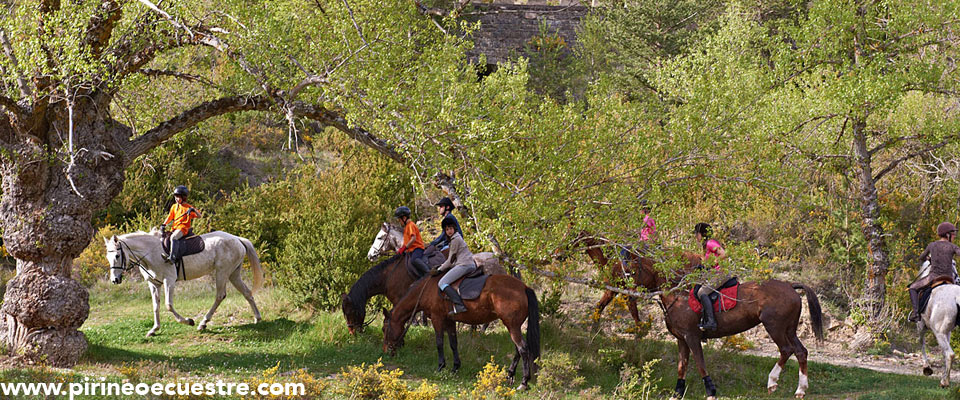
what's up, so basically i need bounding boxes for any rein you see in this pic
[398,277,430,341]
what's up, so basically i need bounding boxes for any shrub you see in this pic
[467,357,516,400]
[338,359,438,400]
[614,359,661,400]
[535,351,585,395]
[243,362,330,400]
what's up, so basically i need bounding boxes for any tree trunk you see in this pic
[851,119,890,319]
[0,97,127,366]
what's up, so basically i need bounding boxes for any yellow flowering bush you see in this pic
[467,357,516,400]
[338,359,438,400]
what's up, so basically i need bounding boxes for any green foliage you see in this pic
[535,351,585,396]
[209,139,410,310]
[614,359,662,400]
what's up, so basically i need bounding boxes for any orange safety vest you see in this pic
[164,203,199,235]
[403,220,425,252]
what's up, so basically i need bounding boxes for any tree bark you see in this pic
[0,97,127,366]
[851,119,891,319]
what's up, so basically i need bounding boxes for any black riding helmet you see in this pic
[937,222,958,238]
[394,206,412,219]
[435,197,455,211]
[441,214,458,230]
[173,185,189,197]
[694,222,713,238]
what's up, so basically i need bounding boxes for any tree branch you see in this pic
[124,95,272,164]
[138,68,217,87]
[874,136,958,182]
[868,134,924,156]
[85,0,123,57]
[298,104,405,164]
[0,28,32,99]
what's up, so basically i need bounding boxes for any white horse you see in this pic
[917,261,960,387]
[106,229,264,337]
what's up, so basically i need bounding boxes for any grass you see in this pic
[2,279,959,399]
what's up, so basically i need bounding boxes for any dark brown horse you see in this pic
[632,252,824,400]
[382,274,541,390]
[341,254,417,334]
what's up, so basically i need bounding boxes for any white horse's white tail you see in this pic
[240,237,264,292]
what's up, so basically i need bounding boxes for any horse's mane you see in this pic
[345,254,402,317]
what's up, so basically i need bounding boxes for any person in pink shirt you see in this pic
[620,200,656,269]
[693,222,729,331]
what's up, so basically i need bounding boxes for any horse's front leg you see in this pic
[445,319,461,373]
[147,282,162,337]
[687,336,717,400]
[163,278,194,326]
[432,317,447,372]
[670,339,690,400]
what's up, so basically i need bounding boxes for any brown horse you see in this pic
[575,235,651,331]
[382,274,541,390]
[632,252,824,400]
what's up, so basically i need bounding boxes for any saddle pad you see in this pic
[689,282,739,314]
[162,233,205,259]
[918,286,933,316]
[455,274,489,300]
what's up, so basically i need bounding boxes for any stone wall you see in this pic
[464,2,589,65]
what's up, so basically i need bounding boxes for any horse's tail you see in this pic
[240,237,264,292]
[793,283,824,342]
[524,287,541,360]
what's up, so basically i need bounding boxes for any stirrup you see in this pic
[449,304,467,315]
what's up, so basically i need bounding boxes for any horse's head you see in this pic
[105,236,124,284]
[342,293,366,335]
[381,309,405,356]
[367,222,400,261]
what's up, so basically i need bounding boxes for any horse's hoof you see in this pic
[198,324,206,331]
[186,318,195,326]
[436,365,445,373]
[795,394,805,399]
[768,384,777,393]
[940,380,950,388]
[516,384,529,391]
[706,396,717,400]
[923,366,934,376]
[254,317,262,324]
[145,331,156,338]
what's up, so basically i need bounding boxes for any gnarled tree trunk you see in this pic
[0,96,127,366]
[851,120,891,319]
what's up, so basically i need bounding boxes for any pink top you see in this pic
[640,215,656,242]
[704,239,723,270]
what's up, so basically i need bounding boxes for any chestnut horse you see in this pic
[580,240,823,400]
[575,235,649,331]
[382,274,541,390]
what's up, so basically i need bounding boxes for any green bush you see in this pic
[73,225,121,287]
[210,139,410,310]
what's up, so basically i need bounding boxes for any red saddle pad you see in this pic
[688,284,739,313]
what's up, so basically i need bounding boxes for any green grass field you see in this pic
[2,279,959,399]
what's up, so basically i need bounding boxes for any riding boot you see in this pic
[908,287,921,322]
[167,239,177,264]
[412,257,429,277]
[442,286,468,315]
[698,294,718,331]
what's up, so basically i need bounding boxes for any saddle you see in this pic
[688,277,740,314]
[403,245,447,279]
[161,230,205,280]
[438,267,489,300]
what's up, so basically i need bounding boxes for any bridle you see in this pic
[110,240,158,283]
